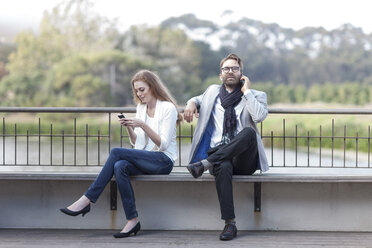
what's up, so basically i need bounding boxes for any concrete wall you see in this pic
[1,180,372,231]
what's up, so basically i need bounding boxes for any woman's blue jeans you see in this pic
[85,147,174,220]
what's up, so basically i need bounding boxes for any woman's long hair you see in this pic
[131,70,182,124]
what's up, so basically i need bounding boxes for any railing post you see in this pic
[50,124,53,166]
[271,131,274,167]
[283,119,286,167]
[38,118,41,165]
[74,118,76,166]
[86,124,88,166]
[2,117,5,165]
[98,130,101,166]
[295,125,298,167]
[307,131,310,167]
[319,125,322,167]
[332,119,334,167]
[14,124,17,165]
[356,132,359,167]
[368,126,370,168]
[27,130,29,165]
[178,124,182,167]
[344,125,346,168]
[108,113,111,154]
[62,130,64,166]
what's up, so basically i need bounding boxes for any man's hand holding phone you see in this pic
[240,75,250,93]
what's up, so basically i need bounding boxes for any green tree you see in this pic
[0,0,120,106]
[307,84,322,102]
[6,0,118,75]
[50,50,150,106]
[293,85,307,103]
[0,72,44,106]
[0,62,8,81]
[322,83,337,103]
[118,25,202,102]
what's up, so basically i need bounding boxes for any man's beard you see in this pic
[222,75,240,88]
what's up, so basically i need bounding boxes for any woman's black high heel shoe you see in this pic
[60,204,90,217]
[113,222,141,238]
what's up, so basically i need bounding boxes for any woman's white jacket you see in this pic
[131,100,178,162]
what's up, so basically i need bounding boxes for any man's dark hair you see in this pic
[219,53,243,72]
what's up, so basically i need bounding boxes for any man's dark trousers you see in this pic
[207,127,258,220]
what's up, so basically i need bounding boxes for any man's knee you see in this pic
[213,161,233,176]
[240,127,257,142]
[241,127,256,136]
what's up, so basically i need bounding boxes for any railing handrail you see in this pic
[0,107,137,113]
[1,107,372,115]
[268,108,372,114]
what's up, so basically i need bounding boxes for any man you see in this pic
[184,53,269,241]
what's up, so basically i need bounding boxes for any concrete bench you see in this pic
[3,165,372,182]
[2,165,372,211]
[2,165,372,231]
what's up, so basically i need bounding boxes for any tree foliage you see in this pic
[0,0,123,106]
[1,2,372,107]
[254,81,371,105]
[51,51,150,106]
[117,25,202,102]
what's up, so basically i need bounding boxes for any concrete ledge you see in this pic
[2,177,372,231]
[2,166,372,183]
[2,165,372,231]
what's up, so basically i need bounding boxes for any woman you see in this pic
[60,70,182,238]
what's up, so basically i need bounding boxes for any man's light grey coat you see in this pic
[188,84,269,172]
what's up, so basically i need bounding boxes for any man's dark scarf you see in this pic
[219,81,243,144]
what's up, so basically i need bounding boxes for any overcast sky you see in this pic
[1,0,372,38]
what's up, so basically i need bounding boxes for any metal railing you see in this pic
[0,107,371,168]
[261,108,372,168]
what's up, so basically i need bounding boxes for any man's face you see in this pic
[219,59,242,89]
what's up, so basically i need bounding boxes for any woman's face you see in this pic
[133,81,155,104]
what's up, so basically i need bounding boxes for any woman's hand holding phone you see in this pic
[118,113,127,126]
[118,114,144,128]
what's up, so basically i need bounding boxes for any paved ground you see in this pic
[1,229,372,248]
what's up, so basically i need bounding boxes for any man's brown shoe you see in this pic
[186,161,204,178]
[219,224,237,241]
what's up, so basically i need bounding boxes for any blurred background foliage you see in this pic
[0,0,372,107]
